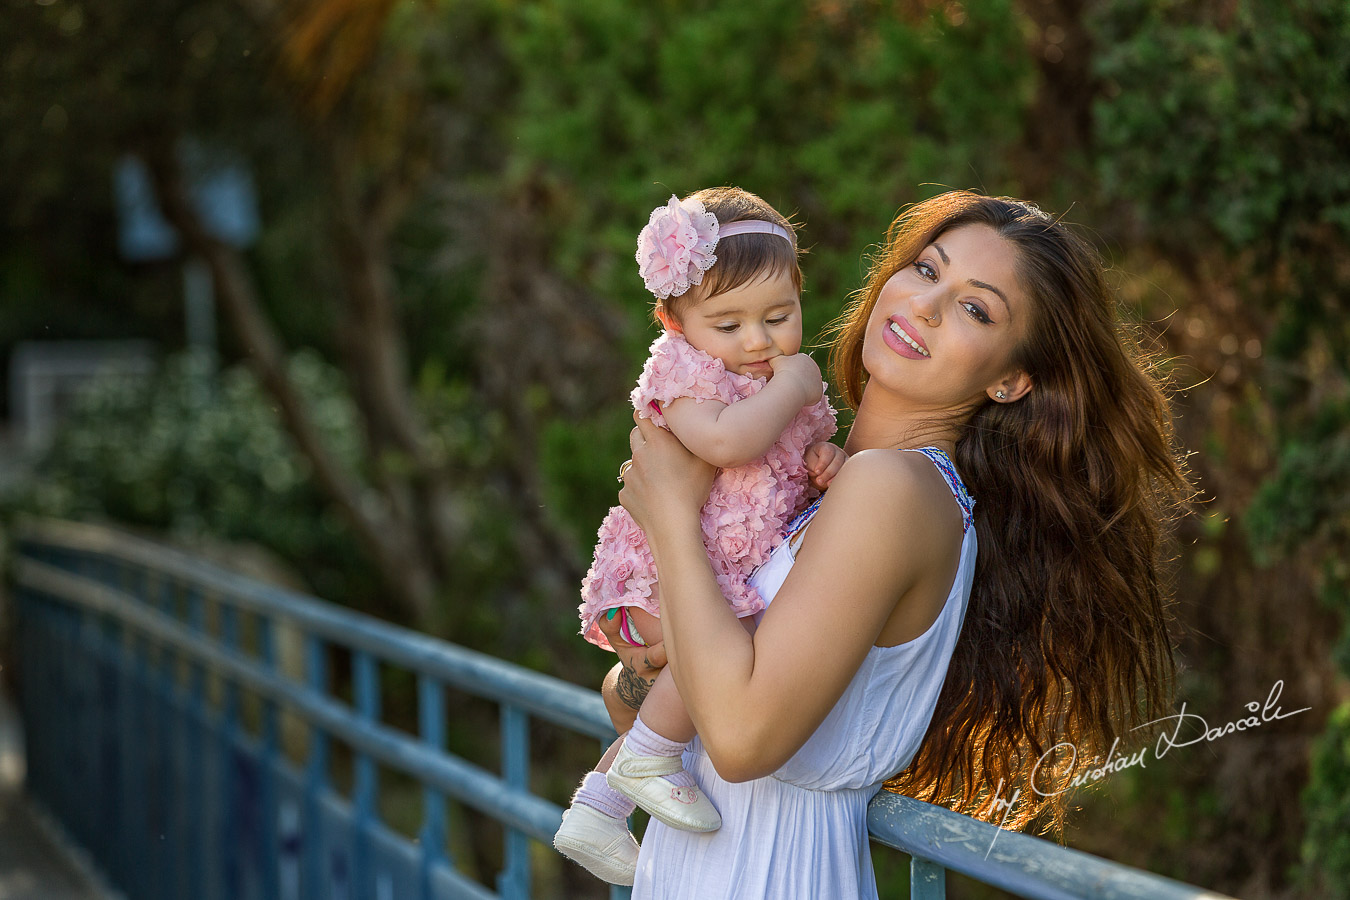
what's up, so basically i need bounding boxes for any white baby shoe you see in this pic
[606,742,722,833]
[553,803,640,885]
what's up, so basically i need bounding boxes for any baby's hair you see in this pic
[657,187,802,322]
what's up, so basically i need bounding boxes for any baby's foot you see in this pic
[553,803,639,885]
[606,742,721,833]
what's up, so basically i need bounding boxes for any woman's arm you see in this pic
[620,416,960,782]
[660,353,824,469]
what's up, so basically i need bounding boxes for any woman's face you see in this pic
[861,223,1032,411]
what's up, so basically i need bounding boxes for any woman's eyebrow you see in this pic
[933,242,1012,319]
[970,280,1011,318]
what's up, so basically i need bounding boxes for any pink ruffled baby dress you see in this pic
[578,331,837,649]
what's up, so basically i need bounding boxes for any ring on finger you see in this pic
[617,459,634,482]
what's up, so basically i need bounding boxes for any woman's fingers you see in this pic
[642,640,668,670]
[621,411,717,534]
[629,411,654,452]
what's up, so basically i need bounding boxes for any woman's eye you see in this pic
[963,302,992,324]
[913,261,936,281]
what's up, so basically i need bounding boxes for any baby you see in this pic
[555,187,845,885]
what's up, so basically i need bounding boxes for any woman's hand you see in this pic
[618,413,717,541]
[597,611,668,731]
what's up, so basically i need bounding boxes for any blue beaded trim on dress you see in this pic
[909,447,975,533]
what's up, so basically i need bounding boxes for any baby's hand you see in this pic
[768,353,825,406]
[805,442,848,490]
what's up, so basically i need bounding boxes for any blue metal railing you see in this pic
[9,519,1237,900]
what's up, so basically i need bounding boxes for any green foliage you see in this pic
[1092,0,1350,252]
[501,0,1035,342]
[1246,416,1350,565]
[4,352,380,608]
[1302,702,1350,895]
[1094,6,1350,889]
[1092,0,1350,372]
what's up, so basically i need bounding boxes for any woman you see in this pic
[604,191,1191,898]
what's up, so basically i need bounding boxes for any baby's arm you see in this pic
[660,353,825,469]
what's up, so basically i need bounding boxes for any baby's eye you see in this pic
[767,315,790,326]
[963,301,992,324]
[913,261,937,281]
[715,324,739,333]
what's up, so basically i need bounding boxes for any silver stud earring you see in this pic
[995,390,1006,400]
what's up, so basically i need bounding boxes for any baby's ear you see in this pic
[655,306,683,333]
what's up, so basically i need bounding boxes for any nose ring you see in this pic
[917,312,941,325]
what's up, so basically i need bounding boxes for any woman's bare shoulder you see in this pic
[824,448,960,510]
[805,448,963,556]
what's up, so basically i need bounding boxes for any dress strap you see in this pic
[783,494,824,554]
[904,447,975,534]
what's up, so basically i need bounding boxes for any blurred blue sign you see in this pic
[114,142,259,261]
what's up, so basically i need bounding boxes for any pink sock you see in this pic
[626,714,696,790]
[573,771,635,820]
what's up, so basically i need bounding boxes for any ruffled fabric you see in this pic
[579,332,837,649]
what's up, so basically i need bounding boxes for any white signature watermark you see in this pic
[983,679,1311,858]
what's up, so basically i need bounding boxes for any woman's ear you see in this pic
[655,306,683,333]
[990,370,1033,403]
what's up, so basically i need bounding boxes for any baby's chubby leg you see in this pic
[604,609,757,833]
[621,609,754,743]
[632,666,694,743]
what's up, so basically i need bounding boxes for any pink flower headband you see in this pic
[635,194,794,299]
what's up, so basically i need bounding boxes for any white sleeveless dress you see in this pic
[631,448,977,900]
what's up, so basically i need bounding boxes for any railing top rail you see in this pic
[13,517,613,741]
[868,792,1238,900]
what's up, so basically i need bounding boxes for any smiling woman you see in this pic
[833,193,1194,832]
[600,190,1193,899]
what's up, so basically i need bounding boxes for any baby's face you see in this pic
[672,269,803,379]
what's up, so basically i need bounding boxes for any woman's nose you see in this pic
[913,289,943,324]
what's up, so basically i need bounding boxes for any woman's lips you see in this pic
[884,316,931,359]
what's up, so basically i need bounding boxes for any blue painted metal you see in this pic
[13,519,621,900]
[868,791,1236,899]
[11,519,1237,900]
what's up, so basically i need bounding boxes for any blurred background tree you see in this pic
[2,0,1348,896]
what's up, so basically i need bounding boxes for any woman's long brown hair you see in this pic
[828,192,1193,834]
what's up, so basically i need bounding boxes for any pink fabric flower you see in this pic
[636,195,720,299]
[718,524,753,562]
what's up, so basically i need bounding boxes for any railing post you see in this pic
[124,563,153,900]
[497,704,531,900]
[417,676,448,900]
[152,571,178,900]
[259,614,281,900]
[911,856,947,900]
[303,635,329,900]
[353,650,380,900]
[221,601,243,899]
[184,586,209,900]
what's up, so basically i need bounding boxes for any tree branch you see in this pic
[142,141,437,622]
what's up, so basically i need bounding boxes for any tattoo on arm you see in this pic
[616,660,655,711]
